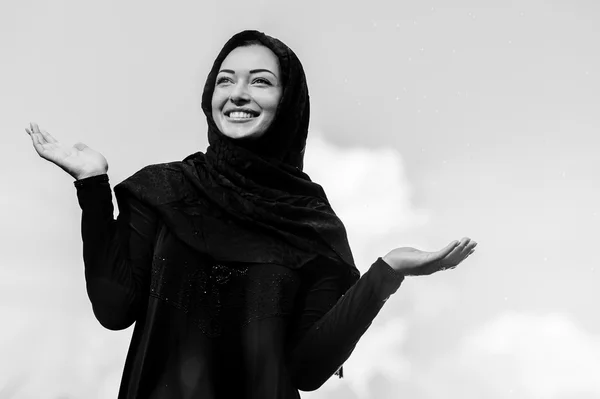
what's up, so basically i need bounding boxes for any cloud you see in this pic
[303,318,411,399]
[301,132,427,398]
[424,312,600,399]
[304,131,429,271]
[0,302,130,399]
[466,312,600,398]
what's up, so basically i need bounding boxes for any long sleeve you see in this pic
[75,174,158,330]
[287,258,404,391]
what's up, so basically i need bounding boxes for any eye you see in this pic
[252,77,272,85]
[216,76,232,85]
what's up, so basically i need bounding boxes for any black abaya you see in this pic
[76,174,404,398]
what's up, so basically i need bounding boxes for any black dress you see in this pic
[75,174,404,398]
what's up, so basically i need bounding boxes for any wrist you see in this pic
[382,254,396,270]
[382,253,406,275]
[373,258,405,301]
[75,170,107,181]
[74,173,109,190]
[379,257,405,276]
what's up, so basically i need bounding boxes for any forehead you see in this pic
[219,45,280,75]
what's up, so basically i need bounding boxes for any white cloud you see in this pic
[425,312,600,399]
[0,304,130,399]
[304,318,410,399]
[302,132,427,398]
[304,131,429,271]
[465,312,600,398]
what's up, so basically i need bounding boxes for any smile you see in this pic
[226,111,257,119]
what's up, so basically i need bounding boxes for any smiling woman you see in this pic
[25,29,476,398]
[212,44,282,140]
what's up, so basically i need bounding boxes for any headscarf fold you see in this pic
[114,29,359,318]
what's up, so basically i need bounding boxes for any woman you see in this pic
[26,30,477,398]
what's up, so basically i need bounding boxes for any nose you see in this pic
[229,82,250,105]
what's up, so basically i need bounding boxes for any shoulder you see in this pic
[130,161,186,181]
[114,160,190,206]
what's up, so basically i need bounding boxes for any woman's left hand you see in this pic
[382,237,477,276]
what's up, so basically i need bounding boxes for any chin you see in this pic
[221,128,261,140]
[220,123,267,141]
[214,113,271,140]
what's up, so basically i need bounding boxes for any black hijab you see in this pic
[114,30,360,293]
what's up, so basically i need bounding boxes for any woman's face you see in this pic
[211,45,282,140]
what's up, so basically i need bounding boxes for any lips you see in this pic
[227,111,256,119]
[224,108,260,118]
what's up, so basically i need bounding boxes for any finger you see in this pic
[444,240,460,252]
[439,240,475,272]
[32,123,57,144]
[41,129,58,144]
[30,133,44,153]
[438,251,465,270]
[461,241,477,257]
[29,123,47,144]
[430,240,459,262]
[446,242,466,259]
[450,238,468,255]
[457,238,473,255]
[430,243,463,273]
[455,247,476,264]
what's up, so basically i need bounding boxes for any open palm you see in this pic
[26,123,108,180]
[383,237,477,276]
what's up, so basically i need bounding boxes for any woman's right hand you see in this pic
[26,122,108,180]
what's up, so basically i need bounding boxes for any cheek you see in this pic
[210,95,224,129]
[253,88,281,111]
[211,90,227,112]
[261,95,281,114]
[268,91,283,113]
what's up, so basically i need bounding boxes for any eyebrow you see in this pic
[218,69,278,78]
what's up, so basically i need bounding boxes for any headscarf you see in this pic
[114,29,360,299]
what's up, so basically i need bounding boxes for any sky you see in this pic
[1,0,599,398]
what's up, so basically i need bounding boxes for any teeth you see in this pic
[228,112,255,119]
